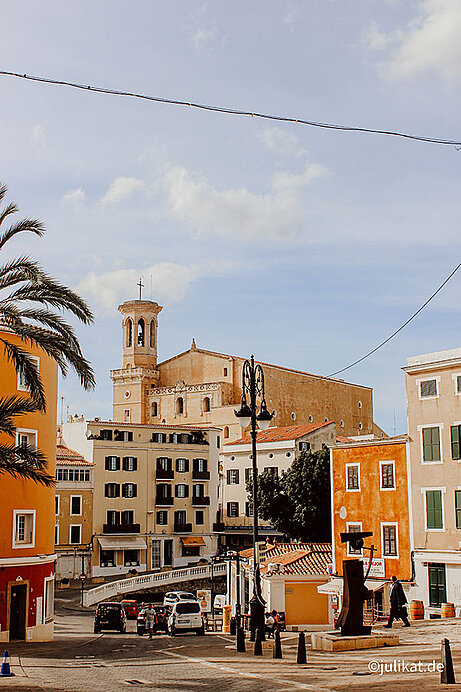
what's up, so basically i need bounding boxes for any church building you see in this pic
[110,298,375,441]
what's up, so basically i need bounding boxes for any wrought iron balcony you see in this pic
[156,469,174,480]
[174,523,193,533]
[192,470,210,480]
[155,496,174,506]
[103,523,140,534]
[192,496,210,506]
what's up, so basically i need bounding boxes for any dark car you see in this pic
[94,602,127,633]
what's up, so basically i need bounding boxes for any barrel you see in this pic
[441,603,455,618]
[409,600,424,620]
[222,605,232,633]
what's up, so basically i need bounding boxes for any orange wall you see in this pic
[285,582,329,625]
[332,442,411,580]
[0,331,58,559]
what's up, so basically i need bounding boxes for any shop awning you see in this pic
[317,579,386,595]
[181,537,206,546]
[97,536,147,551]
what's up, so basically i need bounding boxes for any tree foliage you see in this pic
[249,446,331,542]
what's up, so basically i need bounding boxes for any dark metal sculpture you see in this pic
[336,531,375,636]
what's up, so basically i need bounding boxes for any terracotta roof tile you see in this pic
[238,542,332,576]
[56,444,93,466]
[226,422,333,446]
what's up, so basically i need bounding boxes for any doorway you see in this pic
[164,540,173,567]
[9,583,27,640]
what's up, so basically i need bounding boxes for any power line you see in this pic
[1,70,461,146]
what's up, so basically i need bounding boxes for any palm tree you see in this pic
[0,183,96,484]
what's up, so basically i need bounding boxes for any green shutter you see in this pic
[426,490,443,529]
[456,491,461,529]
[452,425,461,460]
[423,427,440,462]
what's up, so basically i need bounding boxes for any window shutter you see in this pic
[451,426,461,460]
[105,457,111,470]
[122,484,127,498]
[133,457,138,471]
[184,459,189,472]
[122,457,127,471]
[184,485,189,498]
[132,484,137,498]
[227,470,231,484]
[227,502,232,517]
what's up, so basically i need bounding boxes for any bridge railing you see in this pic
[83,562,227,606]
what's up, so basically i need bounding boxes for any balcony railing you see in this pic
[156,469,174,480]
[155,496,174,506]
[192,470,210,480]
[192,496,210,506]
[174,523,192,533]
[103,523,140,534]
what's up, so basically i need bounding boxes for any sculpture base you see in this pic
[311,631,399,652]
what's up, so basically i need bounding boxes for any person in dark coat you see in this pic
[384,576,410,628]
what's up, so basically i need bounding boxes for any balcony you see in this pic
[192,496,210,506]
[174,523,193,533]
[156,469,174,480]
[213,522,225,532]
[192,470,210,480]
[155,496,174,506]
[103,523,140,534]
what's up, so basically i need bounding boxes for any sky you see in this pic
[1,0,461,434]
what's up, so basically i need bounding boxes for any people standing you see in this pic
[384,576,410,628]
[145,606,156,639]
[265,612,275,638]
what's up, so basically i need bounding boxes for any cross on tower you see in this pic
[137,278,144,300]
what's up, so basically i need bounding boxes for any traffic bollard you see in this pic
[236,626,246,652]
[254,628,263,656]
[297,631,307,664]
[441,638,456,684]
[273,629,282,659]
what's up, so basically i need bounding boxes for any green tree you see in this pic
[0,183,95,485]
[248,446,331,542]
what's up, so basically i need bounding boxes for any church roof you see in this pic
[225,421,333,445]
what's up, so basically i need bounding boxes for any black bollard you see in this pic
[249,628,255,642]
[273,629,282,659]
[254,628,263,656]
[441,638,456,684]
[297,631,307,665]
[230,617,236,636]
[236,626,246,653]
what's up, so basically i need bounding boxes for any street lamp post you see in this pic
[234,355,273,641]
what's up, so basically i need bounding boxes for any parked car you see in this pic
[121,599,140,619]
[168,601,204,636]
[94,602,126,633]
[163,591,197,607]
[213,594,226,614]
[137,605,169,635]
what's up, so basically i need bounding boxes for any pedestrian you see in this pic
[265,612,275,638]
[384,576,410,628]
[145,605,156,639]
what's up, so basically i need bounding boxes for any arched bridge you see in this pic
[83,563,227,606]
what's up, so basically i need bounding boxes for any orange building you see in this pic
[329,437,411,617]
[0,330,58,642]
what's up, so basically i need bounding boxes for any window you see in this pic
[55,495,60,516]
[126,318,132,347]
[182,544,200,557]
[13,510,35,548]
[457,375,461,394]
[122,483,137,498]
[150,320,156,348]
[151,401,158,417]
[422,426,441,462]
[428,563,446,607]
[105,456,120,471]
[195,510,204,525]
[456,490,461,529]
[44,577,54,621]
[299,441,311,452]
[157,483,171,499]
[346,523,362,556]
[451,425,461,460]
[151,539,161,569]
[263,467,278,477]
[107,510,120,525]
[358,401,362,409]
[124,549,139,566]
[174,510,187,525]
[114,430,133,442]
[100,549,115,567]
[193,484,205,499]
[245,468,252,485]
[105,483,120,498]
[16,429,37,451]
[70,495,82,516]
[17,356,39,392]
[227,469,239,484]
[137,318,145,347]
[308,415,313,423]
[124,409,131,422]
[203,397,210,413]
[268,453,274,459]
[285,452,291,458]
[380,462,395,489]
[224,367,228,376]
[176,458,189,473]
[157,510,168,525]
[346,464,360,491]
[340,420,344,428]
[123,456,137,471]
[426,489,444,529]
[193,458,207,473]
[224,426,229,439]
[227,502,239,517]
[55,524,59,544]
[100,429,113,441]
[291,412,296,421]
[382,524,398,556]
[157,457,172,471]
[175,484,189,498]
[176,397,184,415]
[245,501,253,517]
[151,432,167,443]
[70,525,81,544]
[121,510,134,525]
[56,469,67,481]
[420,379,438,398]
[217,435,220,449]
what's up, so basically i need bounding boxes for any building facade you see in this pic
[55,443,94,580]
[219,422,337,549]
[0,330,57,642]
[110,299,375,442]
[62,417,220,577]
[404,348,461,612]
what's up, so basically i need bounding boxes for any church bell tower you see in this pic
[111,295,163,424]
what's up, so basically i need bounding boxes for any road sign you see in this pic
[79,573,87,582]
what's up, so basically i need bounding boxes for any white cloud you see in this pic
[258,127,307,159]
[62,187,87,211]
[100,177,145,206]
[373,0,461,83]
[162,162,328,242]
[362,20,394,51]
[192,26,222,50]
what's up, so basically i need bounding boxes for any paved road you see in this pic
[2,613,460,691]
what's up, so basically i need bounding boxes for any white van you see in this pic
[168,601,204,636]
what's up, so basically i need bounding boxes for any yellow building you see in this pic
[55,443,94,580]
[0,330,58,642]
[111,299,375,441]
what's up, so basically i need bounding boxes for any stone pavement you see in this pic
[1,614,460,691]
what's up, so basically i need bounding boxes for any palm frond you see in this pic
[0,338,46,410]
[1,306,81,352]
[0,442,55,487]
[0,202,19,228]
[0,395,40,436]
[0,218,44,251]
[0,257,42,290]
[0,183,8,205]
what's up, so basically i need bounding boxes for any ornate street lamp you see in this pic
[234,355,273,640]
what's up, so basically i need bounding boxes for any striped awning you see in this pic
[98,536,147,551]
[181,537,206,546]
